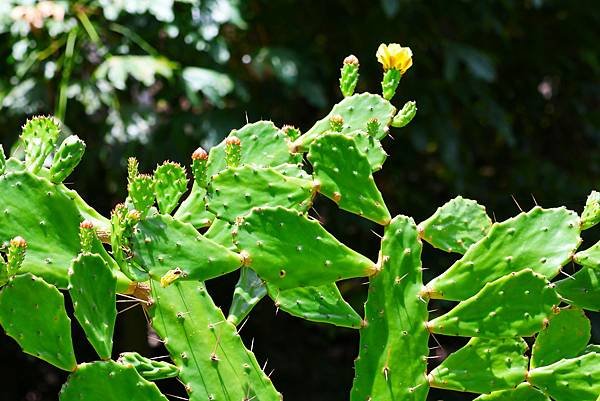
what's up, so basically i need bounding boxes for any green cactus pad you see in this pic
[149,281,281,401]
[555,267,600,311]
[574,241,600,270]
[131,214,242,283]
[235,206,377,289]
[530,307,591,369]
[128,174,155,216]
[207,166,316,223]
[266,282,362,328]
[473,383,550,401]
[347,130,387,172]
[339,59,359,97]
[69,253,117,360]
[428,269,560,338]
[59,361,168,401]
[0,273,76,371]
[204,218,236,249]
[154,161,188,215]
[428,337,528,393]
[427,207,581,301]
[0,171,116,288]
[308,133,391,225]
[391,100,417,128]
[207,121,296,177]
[292,93,396,151]
[49,135,86,184]
[228,267,267,325]
[528,353,600,401]
[0,145,6,175]
[21,116,60,173]
[273,162,312,179]
[418,196,492,254]
[117,352,180,380]
[581,190,600,230]
[173,183,214,228]
[351,216,429,401]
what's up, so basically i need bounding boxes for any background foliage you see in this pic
[1,0,599,400]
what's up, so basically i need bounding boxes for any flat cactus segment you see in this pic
[149,281,282,401]
[128,174,155,216]
[69,253,117,360]
[117,352,179,380]
[235,207,377,289]
[427,207,581,301]
[207,166,316,223]
[473,383,550,401]
[0,171,107,288]
[574,241,600,270]
[228,267,267,325]
[131,214,242,283]
[273,163,312,179]
[206,121,296,177]
[21,116,60,173]
[173,183,214,228]
[418,196,492,254]
[204,218,236,249]
[555,267,600,311]
[348,131,387,171]
[49,135,86,183]
[0,273,76,371]
[266,282,362,328]
[581,190,600,230]
[292,93,396,151]
[428,337,528,393]
[530,307,591,369]
[528,353,600,401]
[308,133,391,225]
[351,216,429,401]
[428,269,560,338]
[59,360,168,401]
[154,162,188,215]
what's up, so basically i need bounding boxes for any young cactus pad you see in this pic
[351,216,429,401]
[59,361,169,401]
[227,267,268,325]
[154,161,188,215]
[235,206,378,289]
[117,352,180,381]
[426,207,581,300]
[149,281,281,401]
[555,266,600,311]
[581,190,600,230]
[20,116,60,173]
[49,135,86,183]
[0,273,77,371]
[308,133,391,225]
[130,214,243,284]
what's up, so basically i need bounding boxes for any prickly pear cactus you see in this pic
[1,45,599,401]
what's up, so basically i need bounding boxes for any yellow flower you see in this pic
[376,43,413,73]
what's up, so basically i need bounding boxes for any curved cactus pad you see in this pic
[207,121,296,177]
[59,361,168,401]
[235,206,377,289]
[528,353,600,401]
[428,337,528,394]
[173,183,214,228]
[428,269,559,338]
[418,196,491,254]
[69,253,117,360]
[0,172,89,287]
[555,267,600,311]
[574,241,600,270]
[207,166,316,223]
[205,218,236,250]
[308,133,390,225]
[154,161,188,215]
[293,93,396,150]
[582,190,600,230]
[131,214,242,283]
[150,281,281,401]
[0,273,76,371]
[530,307,591,369]
[473,383,550,401]
[267,282,362,328]
[228,267,267,325]
[351,216,429,401]
[21,116,60,173]
[50,135,86,184]
[117,352,180,380]
[427,207,581,300]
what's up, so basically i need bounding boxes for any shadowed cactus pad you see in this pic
[555,267,600,311]
[473,383,550,401]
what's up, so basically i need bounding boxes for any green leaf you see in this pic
[95,56,174,90]
[428,337,528,393]
[182,67,234,107]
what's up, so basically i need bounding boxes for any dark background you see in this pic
[1,0,599,400]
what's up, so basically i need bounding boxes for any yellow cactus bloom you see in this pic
[376,43,413,73]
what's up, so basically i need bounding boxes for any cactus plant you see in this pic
[0,44,599,401]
